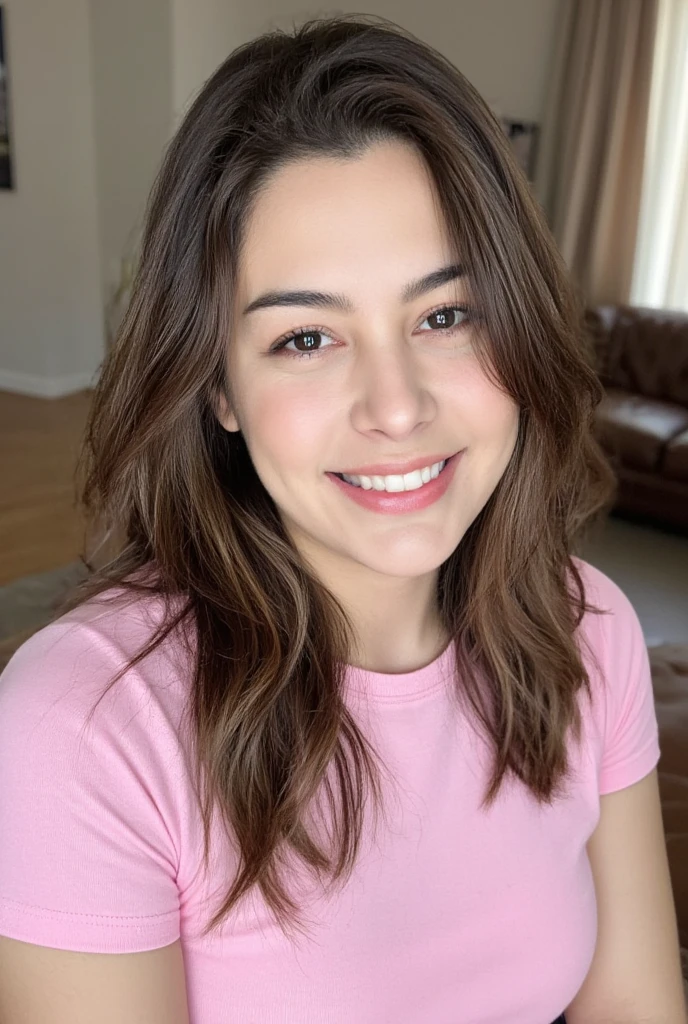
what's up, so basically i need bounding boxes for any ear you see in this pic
[213,388,241,434]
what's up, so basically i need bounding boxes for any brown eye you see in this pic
[293,332,321,352]
[421,303,470,331]
[425,307,465,330]
[271,328,335,357]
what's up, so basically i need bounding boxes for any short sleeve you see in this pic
[589,566,662,795]
[0,618,181,953]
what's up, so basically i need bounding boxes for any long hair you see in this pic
[57,15,615,941]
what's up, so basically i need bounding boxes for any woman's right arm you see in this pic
[0,935,190,1023]
[0,621,191,1024]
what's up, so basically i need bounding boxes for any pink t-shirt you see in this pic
[0,558,660,1023]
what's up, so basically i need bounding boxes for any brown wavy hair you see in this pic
[57,14,616,941]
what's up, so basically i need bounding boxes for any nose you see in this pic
[349,341,436,441]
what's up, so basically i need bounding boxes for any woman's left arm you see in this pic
[565,768,687,1023]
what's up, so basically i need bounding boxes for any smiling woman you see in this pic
[214,139,520,598]
[0,13,685,1024]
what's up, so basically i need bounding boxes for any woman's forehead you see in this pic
[235,142,456,300]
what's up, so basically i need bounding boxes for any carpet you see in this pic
[0,561,89,671]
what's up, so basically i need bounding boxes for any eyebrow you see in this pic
[241,263,465,315]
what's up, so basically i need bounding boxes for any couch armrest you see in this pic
[584,306,618,384]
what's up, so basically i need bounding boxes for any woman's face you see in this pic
[217,139,520,583]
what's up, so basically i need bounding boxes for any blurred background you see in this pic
[0,0,687,973]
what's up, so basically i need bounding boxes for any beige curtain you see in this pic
[631,0,688,313]
[534,0,659,306]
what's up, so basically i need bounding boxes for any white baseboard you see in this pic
[0,367,102,398]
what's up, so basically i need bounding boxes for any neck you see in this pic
[292,531,449,674]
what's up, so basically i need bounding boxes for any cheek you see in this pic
[455,377,519,503]
[485,391,520,451]
[484,398,520,467]
[446,363,519,451]
[247,380,336,467]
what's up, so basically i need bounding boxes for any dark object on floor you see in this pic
[586,304,688,533]
[650,642,688,984]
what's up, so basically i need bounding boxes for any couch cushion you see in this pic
[587,305,688,406]
[649,644,688,954]
[595,388,688,471]
[664,429,688,483]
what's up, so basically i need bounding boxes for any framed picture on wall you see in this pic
[500,117,539,181]
[0,5,13,190]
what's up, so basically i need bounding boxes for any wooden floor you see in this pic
[0,389,93,586]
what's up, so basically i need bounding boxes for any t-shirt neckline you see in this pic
[343,639,456,702]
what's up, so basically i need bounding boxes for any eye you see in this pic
[417,305,472,332]
[269,327,336,359]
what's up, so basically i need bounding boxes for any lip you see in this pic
[326,449,464,515]
[333,452,458,477]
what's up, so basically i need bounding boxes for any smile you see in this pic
[334,459,447,492]
[326,451,463,516]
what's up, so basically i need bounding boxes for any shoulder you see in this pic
[570,555,636,617]
[569,559,660,795]
[0,590,188,954]
[569,556,644,656]
[0,586,193,751]
[567,555,648,695]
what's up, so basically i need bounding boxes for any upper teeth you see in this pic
[341,460,447,492]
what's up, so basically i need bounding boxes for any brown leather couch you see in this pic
[585,304,688,531]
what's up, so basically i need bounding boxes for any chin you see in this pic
[351,539,461,577]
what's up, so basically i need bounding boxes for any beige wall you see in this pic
[89,0,172,306]
[171,0,245,120]
[0,0,104,395]
[173,0,560,122]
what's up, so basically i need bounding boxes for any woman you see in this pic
[0,15,684,1024]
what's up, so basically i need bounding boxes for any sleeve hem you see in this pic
[0,898,180,954]
[598,738,661,796]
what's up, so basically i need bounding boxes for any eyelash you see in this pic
[268,304,477,360]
